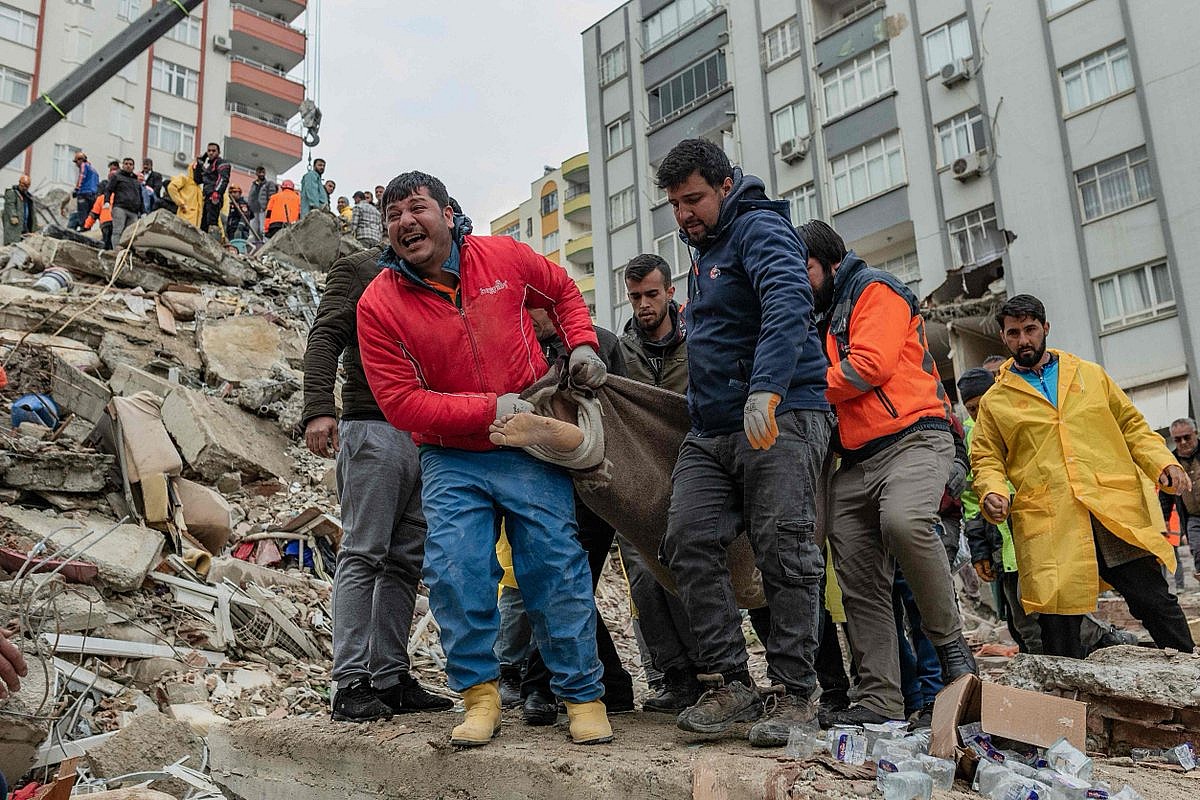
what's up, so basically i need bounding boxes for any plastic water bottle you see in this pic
[878,770,934,800]
[990,778,1052,800]
[1108,786,1144,800]
[974,761,1018,795]
[784,723,826,759]
[828,726,867,764]
[914,753,956,790]
[1045,738,1094,781]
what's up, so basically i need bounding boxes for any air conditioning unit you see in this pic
[213,33,232,53]
[779,136,810,164]
[951,150,987,181]
[941,57,970,87]
[173,151,191,168]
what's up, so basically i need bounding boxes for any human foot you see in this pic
[488,412,584,451]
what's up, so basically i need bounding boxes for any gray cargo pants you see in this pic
[332,419,425,690]
[662,409,831,696]
[828,428,964,719]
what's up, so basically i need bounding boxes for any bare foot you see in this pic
[489,412,584,451]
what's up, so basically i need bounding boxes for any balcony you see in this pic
[230,4,305,73]
[234,0,305,25]
[563,187,590,224]
[561,151,589,185]
[564,233,593,265]
[227,57,304,121]
[225,105,303,175]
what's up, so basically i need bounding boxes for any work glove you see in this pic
[568,344,607,389]
[946,457,968,498]
[743,391,781,450]
[494,392,533,423]
[209,192,220,204]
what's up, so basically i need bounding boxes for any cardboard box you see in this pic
[930,674,1087,769]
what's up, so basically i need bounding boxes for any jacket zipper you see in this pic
[874,387,899,418]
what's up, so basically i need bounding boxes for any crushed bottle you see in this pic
[784,722,827,759]
[1045,738,1094,781]
[1129,743,1195,771]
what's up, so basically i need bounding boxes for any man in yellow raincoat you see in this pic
[972,294,1194,658]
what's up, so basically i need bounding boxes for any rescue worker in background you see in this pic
[194,142,230,234]
[69,152,99,229]
[656,139,832,747]
[265,180,300,238]
[142,158,164,207]
[83,190,114,250]
[300,158,328,217]
[1161,418,1200,583]
[973,294,1195,658]
[357,170,613,747]
[167,162,203,230]
[103,157,143,245]
[225,185,252,242]
[3,175,39,245]
[797,219,975,728]
[247,166,277,236]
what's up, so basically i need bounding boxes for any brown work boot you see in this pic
[676,672,763,734]
[747,687,818,747]
[449,681,501,747]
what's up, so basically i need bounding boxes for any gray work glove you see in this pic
[946,458,968,498]
[494,393,533,422]
[568,344,607,388]
[743,391,781,450]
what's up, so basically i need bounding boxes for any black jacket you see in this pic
[193,155,231,197]
[104,170,143,213]
[540,325,626,379]
[302,246,387,426]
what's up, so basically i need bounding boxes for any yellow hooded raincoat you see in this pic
[971,350,1176,615]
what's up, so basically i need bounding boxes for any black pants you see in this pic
[200,197,222,232]
[521,497,633,702]
[815,607,852,707]
[1039,555,1194,658]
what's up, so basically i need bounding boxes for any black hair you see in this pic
[108,160,120,169]
[796,219,846,271]
[352,191,365,200]
[142,157,153,166]
[995,294,1046,329]
[981,354,1007,367]
[448,196,463,215]
[624,253,672,287]
[206,142,220,152]
[655,138,732,191]
[381,171,451,210]
[313,158,326,167]
[255,165,265,172]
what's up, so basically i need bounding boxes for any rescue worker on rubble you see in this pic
[798,219,976,728]
[1161,418,1200,583]
[264,180,300,238]
[4,175,39,245]
[194,142,231,235]
[356,170,613,747]
[972,293,1195,658]
[167,162,203,230]
[656,139,832,747]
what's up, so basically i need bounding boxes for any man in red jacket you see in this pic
[357,171,612,748]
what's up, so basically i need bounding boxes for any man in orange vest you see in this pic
[265,179,300,238]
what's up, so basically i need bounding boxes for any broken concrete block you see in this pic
[215,472,241,494]
[256,208,360,272]
[169,702,227,736]
[0,644,50,785]
[109,362,175,398]
[160,386,294,482]
[0,329,103,374]
[1002,645,1200,708]
[128,657,199,688]
[51,352,112,423]
[175,477,233,554]
[0,449,114,492]
[198,315,286,384]
[0,507,164,592]
[86,711,205,798]
[159,290,207,321]
[206,555,308,590]
[32,587,109,632]
[110,392,183,482]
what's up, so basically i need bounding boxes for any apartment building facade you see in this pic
[0,0,307,196]
[582,0,1199,426]
[489,152,597,318]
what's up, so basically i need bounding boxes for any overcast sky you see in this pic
[281,1,623,229]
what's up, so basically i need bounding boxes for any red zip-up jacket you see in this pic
[356,234,598,451]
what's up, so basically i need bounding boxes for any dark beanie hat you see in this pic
[957,367,996,403]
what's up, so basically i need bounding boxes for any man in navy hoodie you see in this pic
[657,139,832,746]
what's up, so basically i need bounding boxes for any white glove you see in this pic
[743,391,781,450]
[494,393,533,422]
[568,344,607,388]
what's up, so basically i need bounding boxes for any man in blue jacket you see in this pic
[658,139,832,746]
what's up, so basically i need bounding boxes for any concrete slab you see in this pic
[86,711,205,798]
[0,450,114,493]
[109,362,175,398]
[197,315,285,384]
[0,645,49,785]
[160,386,293,482]
[255,208,362,272]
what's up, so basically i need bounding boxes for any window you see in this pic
[0,65,31,105]
[643,0,717,50]
[764,18,800,67]
[165,13,201,47]
[540,191,558,216]
[117,0,140,21]
[525,218,533,238]
[1046,0,1087,15]
[648,51,727,125]
[1076,146,1152,221]
[152,58,199,101]
[52,144,82,184]
[923,17,972,77]
[882,251,920,286]
[64,26,91,63]
[109,100,134,140]
[608,187,635,229]
[821,45,893,120]
[829,132,905,210]
[1061,43,1133,113]
[0,3,38,47]
[935,108,986,166]
[782,183,817,225]
[497,222,520,241]
[655,232,692,280]
[772,99,809,148]
[606,117,632,156]
[1095,262,1174,330]
[948,205,1006,268]
[117,59,139,82]
[147,113,195,156]
[542,230,560,253]
[599,42,626,84]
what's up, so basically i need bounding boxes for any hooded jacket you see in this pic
[357,223,598,451]
[681,170,828,435]
[167,172,202,229]
[618,302,688,394]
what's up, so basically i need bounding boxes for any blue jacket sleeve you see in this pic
[738,213,812,397]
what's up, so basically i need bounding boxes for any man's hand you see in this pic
[982,492,1010,523]
[209,192,220,204]
[744,392,782,451]
[495,393,533,422]
[973,560,996,583]
[947,459,968,498]
[568,345,607,389]
[0,629,28,699]
[304,415,339,458]
[1160,464,1193,496]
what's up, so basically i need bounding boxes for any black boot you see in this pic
[522,686,559,726]
[643,667,703,715]
[935,635,978,683]
[376,673,454,714]
[498,665,523,709]
[331,677,393,722]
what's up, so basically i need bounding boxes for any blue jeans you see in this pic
[893,571,943,714]
[420,447,603,701]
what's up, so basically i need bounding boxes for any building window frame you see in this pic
[772,98,810,150]
[821,45,893,121]
[606,117,632,157]
[1075,146,1152,222]
[599,41,626,85]
[923,16,972,78]
[1060,42,1133,115]
[1094,261,1175,331]
[643,0,719,52]
[782,183,816,226]
[151,57,200,101]
[763,17,801,68]
[648,50,728,126]
[147,113,196,156]
[0,2,38,47]
[829,132,906,211]
[117,0,140,21]
[881,250,920,288]
[947,204,1006,269]
[542,230,560,253]
[935,107,986,167]
[608,187,635,230]
[497,222,520,241]
[540,191,559,216]
[1046,0,1092,18]
[109,99,134,140]
[0,64,31,106]
[165,13,201,47]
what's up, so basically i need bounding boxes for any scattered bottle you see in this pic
[784,723,826,759]
[828,725,867,765]
[878,769,933,800]
[1045,738,1094,781]
[1129,743,1194,771]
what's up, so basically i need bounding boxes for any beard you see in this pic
[811,268,835,314]
[637,307,669,335]
[1013,339,1047,368]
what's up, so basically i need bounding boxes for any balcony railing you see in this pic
[230,54,294,79]
[226,101,290,131]
[564,183,589,201]
[230,3,305,34]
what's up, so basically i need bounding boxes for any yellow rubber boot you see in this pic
[565,699,613,745]
[450,681,501,747]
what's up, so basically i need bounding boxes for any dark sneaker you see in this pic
[643,669,703,715]
[748,689,818,747]
[604,684,637,714]
[1092,625,1139,652]
[676,675,763,734]
[817,690,850,717]
[908,703,935,730]
[819,703,899,729]
[332,677,393,723]
[522,687,558,726]
[377,673,454,714]
[935,635,978,683]
[498,666,523,709]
